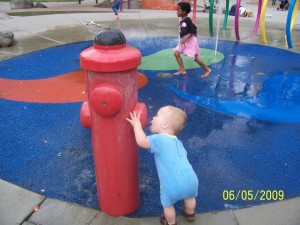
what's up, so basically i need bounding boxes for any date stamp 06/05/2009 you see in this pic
[222,190,285,201]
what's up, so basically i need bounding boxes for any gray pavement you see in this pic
[0,1,300,224]
[1,0,300,61]
[1,178,300,225]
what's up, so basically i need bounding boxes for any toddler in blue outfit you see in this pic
[127,106,198,225]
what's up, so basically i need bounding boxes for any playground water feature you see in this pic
[123,0,299,48]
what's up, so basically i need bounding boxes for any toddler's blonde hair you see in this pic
[161,106,187,134]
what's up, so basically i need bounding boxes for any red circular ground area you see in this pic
[0,71,148,103]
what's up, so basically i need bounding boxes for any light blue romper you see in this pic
[147,133,198,207]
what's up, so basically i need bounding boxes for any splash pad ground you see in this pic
[1,36,300,217]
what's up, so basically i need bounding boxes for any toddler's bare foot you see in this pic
[201,69,211,78]
[116,14,120,19]
[174,70,186,75]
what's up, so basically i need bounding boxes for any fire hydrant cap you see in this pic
[94,28,126,46]
[80,28,141,72]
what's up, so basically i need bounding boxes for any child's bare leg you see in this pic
[174,50,186,75]
[195,55,211,78]
[184,198,196,214]
[163,205,176,225]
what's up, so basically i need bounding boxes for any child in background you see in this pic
[111,0,124,19]
[126,106,199,225]
[174,2,211,78]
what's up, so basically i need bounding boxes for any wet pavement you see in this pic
[1,0,300,61]
[0,0,300,224]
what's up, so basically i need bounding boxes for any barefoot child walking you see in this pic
[127,106,199,225]
[174,2,211,78]
[111,0,126,19]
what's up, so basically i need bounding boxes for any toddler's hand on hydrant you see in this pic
[126,111,142,127]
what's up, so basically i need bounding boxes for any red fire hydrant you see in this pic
[79,28,147,216]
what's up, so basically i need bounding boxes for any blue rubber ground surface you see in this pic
[1,37,300,217]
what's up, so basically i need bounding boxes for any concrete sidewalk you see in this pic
[0,0,299,61]
[1,178,300,225]
[0,1,300,224]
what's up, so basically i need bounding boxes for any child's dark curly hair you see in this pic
[177,2,191,14]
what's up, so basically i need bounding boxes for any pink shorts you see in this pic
[174,35,200,60]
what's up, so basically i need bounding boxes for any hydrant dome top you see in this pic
[94,28,126,46]
[80,28,141,72]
